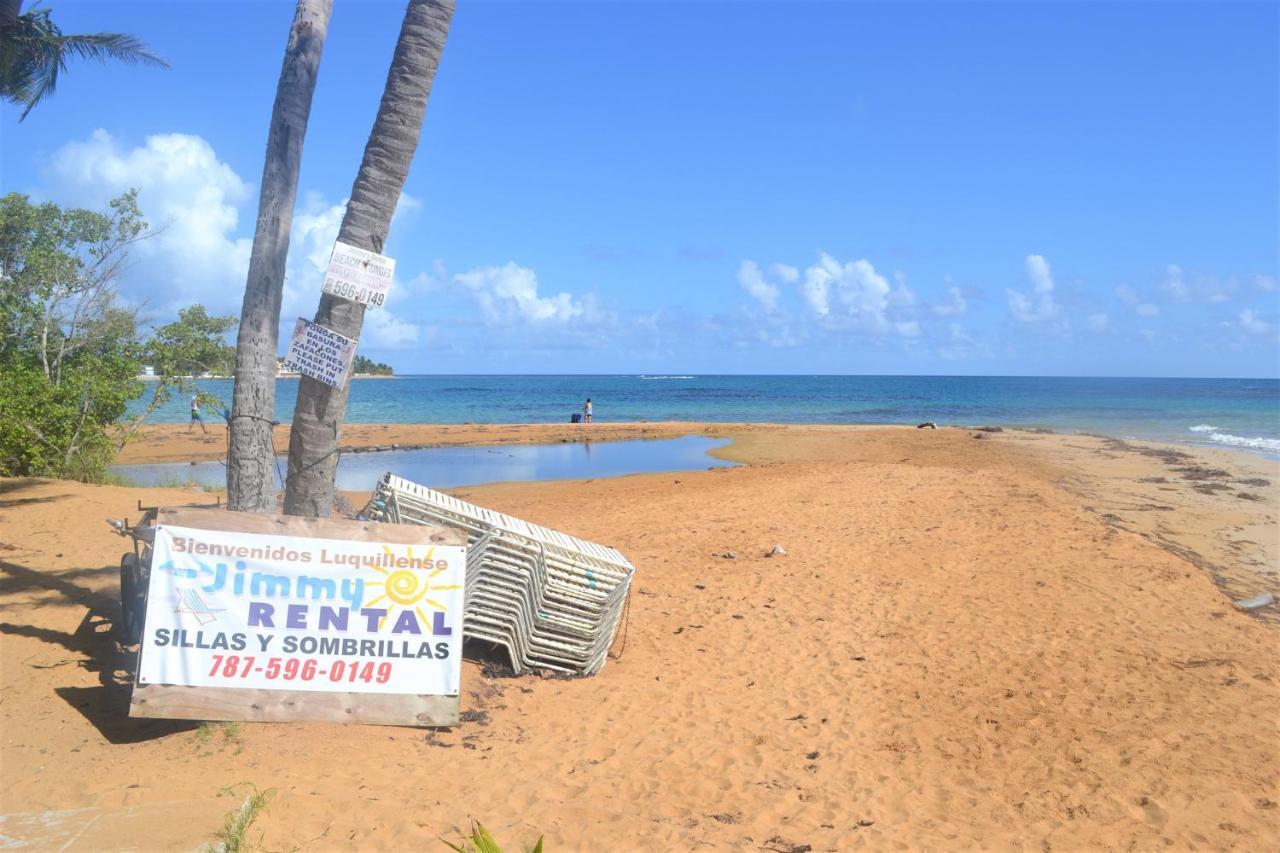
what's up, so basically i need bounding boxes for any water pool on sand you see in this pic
[113,435,737,491]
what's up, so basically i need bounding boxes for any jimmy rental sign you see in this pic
[130,508,466,727]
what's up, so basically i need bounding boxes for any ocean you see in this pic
[132,375,1280,457]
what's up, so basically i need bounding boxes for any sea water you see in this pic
[131,375,1280,457]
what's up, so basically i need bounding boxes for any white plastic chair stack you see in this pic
[363,473,634,676]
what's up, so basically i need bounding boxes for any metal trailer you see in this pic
[107,498,223,645]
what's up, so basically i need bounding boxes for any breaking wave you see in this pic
[1206,433,1280,453]
[1188,424,1218,433]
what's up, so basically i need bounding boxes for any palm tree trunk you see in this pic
[0,1,22,30]
[283,0,454,518]
[227,0,332,512]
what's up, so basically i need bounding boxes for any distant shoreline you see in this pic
[136,373,396,380]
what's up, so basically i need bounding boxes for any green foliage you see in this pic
[0,5,170,120]
[205,783,274,853]
[0,191,236,481]
[0,191,148,480]
[353,354,394,376]
[443,822,544,853]
[126,304,238,432]
[149,305,237,377]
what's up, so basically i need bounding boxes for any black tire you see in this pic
[119,553,146,644]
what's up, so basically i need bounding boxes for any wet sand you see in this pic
[2,425,1276,850]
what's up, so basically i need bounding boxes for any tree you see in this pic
[0,1,169,120]
[353,354,393,376]
[0,191,149,479]
[227,0,333,513]
[284,0,454,518]
[0,192,236,480]
[114,305,237,450]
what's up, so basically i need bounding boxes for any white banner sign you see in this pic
[322,240,394,308]
[138,525,466,696]
[283,318,356,389]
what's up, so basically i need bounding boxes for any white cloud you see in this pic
[281,192,422,346]
[737,260,780,311]
[1254,273,1278,293]
[1136,303,1159,317]
[799,252,907,333]
[1163,264,1187,300]
[363,308,421,348]
[1007,253,1059,322]
[407,259,449,294]
[44,129,251,317]
[453,262,605,327]
[890,272,917,308]
[1116,284,1139,304]
[41,132,425,351]
[938,323,991,361]
[1239,309,1270,336]
[1087,313,1109,332]
[769,263,799,284]
[932,284,967,317]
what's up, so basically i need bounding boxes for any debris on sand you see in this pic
[1234,593,1275,612]
[766,544,786,557]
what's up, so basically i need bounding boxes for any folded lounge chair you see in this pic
[362,473,634,676]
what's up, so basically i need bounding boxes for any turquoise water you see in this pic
[114,435,737,490]
[134,375,1280,456]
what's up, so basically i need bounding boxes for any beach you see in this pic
[1,424,1277,850]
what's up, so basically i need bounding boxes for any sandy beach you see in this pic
[2,424,1277,850]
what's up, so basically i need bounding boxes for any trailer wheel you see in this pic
[119,553,146,644]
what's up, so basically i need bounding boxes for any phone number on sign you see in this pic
[207,654,391,684]
[323,280,387,307]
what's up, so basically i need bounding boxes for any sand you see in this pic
[2,425,1277,850]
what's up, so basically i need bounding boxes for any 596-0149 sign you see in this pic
[129,507,467,727]
[321,240,394,308]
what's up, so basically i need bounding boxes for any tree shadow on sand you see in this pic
[0,559,195,744]
[0,477,71,509]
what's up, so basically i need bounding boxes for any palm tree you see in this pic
[283,0,455,518]
[227,0,333,514]
[0,0,169,120]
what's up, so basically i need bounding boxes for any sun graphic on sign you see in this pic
[363,545,460,628]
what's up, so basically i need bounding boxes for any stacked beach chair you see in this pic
[363,473,634,676]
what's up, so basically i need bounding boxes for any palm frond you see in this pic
[57,33,171,68]
[0,8,168,120]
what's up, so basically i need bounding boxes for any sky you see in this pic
[3,0,1278,377]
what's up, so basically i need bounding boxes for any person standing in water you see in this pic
[583,398,593,424]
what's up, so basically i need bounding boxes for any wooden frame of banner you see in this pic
[129,507,467,727]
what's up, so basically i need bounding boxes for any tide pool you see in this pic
[113,435,736,491]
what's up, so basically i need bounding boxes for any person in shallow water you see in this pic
[583,397,593,423]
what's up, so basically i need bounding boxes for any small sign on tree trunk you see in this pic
[321,240,395,308]
[283,317,356,389]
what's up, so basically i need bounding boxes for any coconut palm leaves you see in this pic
[0,3,169,120]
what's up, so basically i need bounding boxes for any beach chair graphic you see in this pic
[174,587,222,625]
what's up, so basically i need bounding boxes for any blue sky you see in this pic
[3,0,1277,377]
